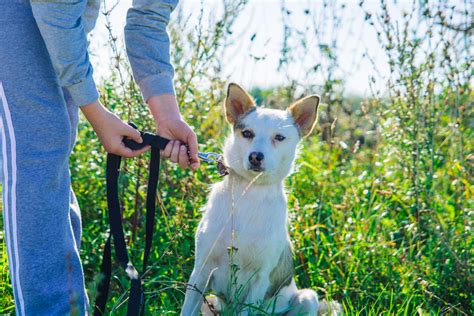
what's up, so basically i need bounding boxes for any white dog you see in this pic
[181,83,341,315]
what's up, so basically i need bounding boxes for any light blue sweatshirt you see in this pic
[0,2,179,314]
[30,0,179,107]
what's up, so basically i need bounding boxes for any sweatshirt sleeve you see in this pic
[125,0,179,102]
[30,0,99,107]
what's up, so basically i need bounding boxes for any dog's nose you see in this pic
[249,152,264,166]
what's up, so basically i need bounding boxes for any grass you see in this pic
[76,119,471,315]
[0,92,472,315]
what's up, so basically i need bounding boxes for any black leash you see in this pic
[94,126,170,316]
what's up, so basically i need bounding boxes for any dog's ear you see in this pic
[288,95,320,137]
[225,83,256,124]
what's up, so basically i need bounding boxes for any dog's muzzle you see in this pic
[248,151,264,171]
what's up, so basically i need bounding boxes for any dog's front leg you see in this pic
[181,266,213,316]
[241,272,271,314]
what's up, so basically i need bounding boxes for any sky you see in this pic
[88,0,466,97]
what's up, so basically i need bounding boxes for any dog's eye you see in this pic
[242,130,254,139]
[275,134,286,141]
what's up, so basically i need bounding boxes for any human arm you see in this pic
[148,95,199,170]
[30,0,148,157]
[81,101,149,158]
[125,0,199,169]
[30,0,99,107]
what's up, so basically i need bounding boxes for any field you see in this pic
[0,1,473,315]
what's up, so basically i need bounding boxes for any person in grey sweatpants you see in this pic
[0,0,200,315]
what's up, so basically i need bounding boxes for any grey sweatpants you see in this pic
[1,2,87,315]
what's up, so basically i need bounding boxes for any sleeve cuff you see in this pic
[138,73,175,102]
[65,76,99,107]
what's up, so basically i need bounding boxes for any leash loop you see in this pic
[94,125,169,316]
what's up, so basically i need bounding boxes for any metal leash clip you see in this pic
[198,152,221,163]
[198,152,230,177]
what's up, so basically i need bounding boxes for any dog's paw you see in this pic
[318,299,343,316]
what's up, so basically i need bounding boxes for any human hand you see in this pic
[147,94,199,170]
[81,100,149,158]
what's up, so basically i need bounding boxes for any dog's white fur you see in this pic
[181,83,341,315]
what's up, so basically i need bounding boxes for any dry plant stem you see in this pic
[102,0,132,119]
